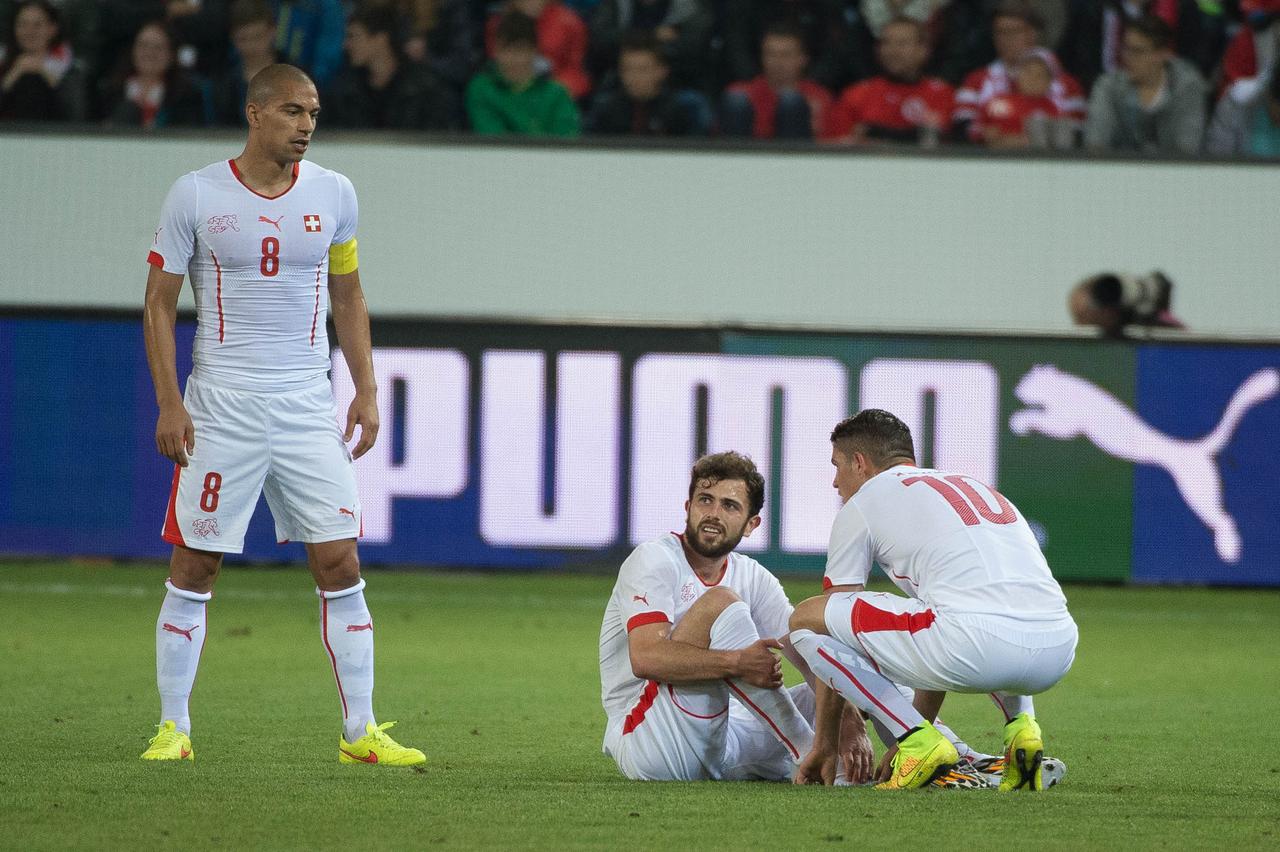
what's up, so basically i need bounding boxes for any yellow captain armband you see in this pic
[329,238,359,275]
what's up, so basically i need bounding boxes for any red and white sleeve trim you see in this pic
[626,611,670,632]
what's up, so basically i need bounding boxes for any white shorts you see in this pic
[602,681,799,782]
[824,592,1078,695]
[161,376,361,554]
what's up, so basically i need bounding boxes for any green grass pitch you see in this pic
[1,560,1278,850]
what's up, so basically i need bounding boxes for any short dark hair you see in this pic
[246,62,315,106]
[992,0,1044,33]
[229,0,275,32]
[618,30,666,63]
[763,20,807,49]
[688,452,765,519]
[830,410,916,468]
[1127,15,1174,50]
[494,11,538,49]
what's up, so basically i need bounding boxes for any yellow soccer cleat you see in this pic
[875,721,959,790]
[339,721,426,767]
[140,720,194,761]
[999,712,1045,792]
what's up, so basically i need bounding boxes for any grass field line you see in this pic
[0,580,605,609]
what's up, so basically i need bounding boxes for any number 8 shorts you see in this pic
[161,375,361,553]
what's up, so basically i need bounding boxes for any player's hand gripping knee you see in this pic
[344,392,379,459]
[733,638,784,689]
[156,402,196,467]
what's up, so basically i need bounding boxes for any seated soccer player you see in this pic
[789,411,1078,790]
[825,16,953,144]
[465,11,580,136]
[720,20,833,140]
[601,452,840,781]
[587,33,696,136]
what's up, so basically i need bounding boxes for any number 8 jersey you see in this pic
[148,159,359,394]
[823,465,1070,623]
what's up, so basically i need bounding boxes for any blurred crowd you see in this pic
[3,0,1280,155]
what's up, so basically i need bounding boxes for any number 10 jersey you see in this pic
[148,159,359,394]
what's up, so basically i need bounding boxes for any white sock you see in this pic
[318,579,377,743]
[790,629,923,740]
[991,692,1034,722]
[156,580,211,736]
[710,601,814,761]
[933,720,980,761]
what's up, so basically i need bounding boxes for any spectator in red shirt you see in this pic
[953,0,1083,142]
[980,49,1076,148]
[826,16,953,144]
[721,20,833,139]
[485,0,591,98]
[1220,0,1280,93]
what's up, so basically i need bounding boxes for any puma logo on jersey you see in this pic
[632,594,649,605]
[258,214,283,232]
[338,507,356,518]
[346,621,373,632]
[1010,364,1280,563]
[206,214,239,233]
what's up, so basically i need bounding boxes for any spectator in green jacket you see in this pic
[465,11,579,136]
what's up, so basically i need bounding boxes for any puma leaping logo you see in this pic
[1010,364,1280,563]
[258,214,283,232]
[162,622,199,642]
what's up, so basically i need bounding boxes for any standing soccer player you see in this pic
[139,63,424,766]
[789,410,1078,790]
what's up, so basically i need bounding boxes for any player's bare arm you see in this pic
[329,268,378,459]
[143,265,195,467]
[628,621,783,689]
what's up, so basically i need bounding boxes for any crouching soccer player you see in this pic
[790,410,1078,790]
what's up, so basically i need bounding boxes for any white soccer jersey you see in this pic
[823,465,1069,623]
[148,159,358,393]
[599,533,793,721]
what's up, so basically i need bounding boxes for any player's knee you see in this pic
[169,545,222,592]
[691,586,741,616]
[311,544,361,591]
[789,595,829,634]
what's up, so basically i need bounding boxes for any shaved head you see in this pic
[246,63,315,107]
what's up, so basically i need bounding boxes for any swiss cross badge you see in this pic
[304,214,322,233]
